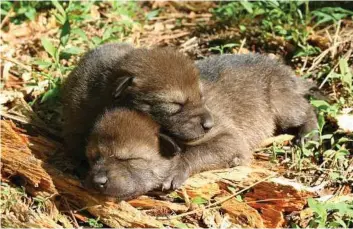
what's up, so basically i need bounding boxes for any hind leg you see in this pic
[297,108,318,140]
[271,94,318,143]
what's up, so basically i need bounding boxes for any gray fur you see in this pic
[164,53,319,189]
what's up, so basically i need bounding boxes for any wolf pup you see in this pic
[84,108,182,200]
[162,53,319,189]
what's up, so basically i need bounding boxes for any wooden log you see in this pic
[1,120,163,228]
[1,120,57,196]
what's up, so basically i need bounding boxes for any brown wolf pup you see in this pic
[84,108,181,199]
[62,43,213,168]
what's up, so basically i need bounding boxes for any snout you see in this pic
[167,106,214,142]
[201,108,214,131]
[91,171,108,191]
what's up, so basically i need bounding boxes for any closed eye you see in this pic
[110,155,144,161]
[173,102,184,107]
[87,152,102,165]
[153,102,184,114]
[169,102,183,114]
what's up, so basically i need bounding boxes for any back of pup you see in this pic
[197,54,318,142]
[197,54,278,150]
[62,43,134,164]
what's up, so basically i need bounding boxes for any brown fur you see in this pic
[84,53,319,198]
[84,108,181,199]
[62,43,212,167]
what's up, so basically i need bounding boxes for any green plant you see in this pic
[212,1,352,58]
[0,183,26,211]
[312,7,353,27]
[270,143,286,162]
[1,1,53,24]
[191,196,208,205]
[32,195,50,211]
[308,198,353,228]
[212,1,311,44]
[209,43,238,54]
[32,1,92,104]
[326,58,353,94]
[87,217,103,228]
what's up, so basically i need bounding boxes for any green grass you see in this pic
[211,1,353,57]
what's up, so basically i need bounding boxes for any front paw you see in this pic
[162,162,190,191]
[231,154,253,167]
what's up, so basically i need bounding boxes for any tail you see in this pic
[307,86,328,101]
[301,80,329,101]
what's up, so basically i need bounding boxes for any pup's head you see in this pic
[85,109,180,200]
[112,47,214,142]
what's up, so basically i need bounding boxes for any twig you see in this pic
[156,31,190,43]
[300,56,309,75]
[180,37,197,48]
[319,48,352,89]
[245,197,306,204]
[325,29,333,43]
[331,20,341,59]
[149,13,212,21]
[0,56,31,71]
[238,38,246,53]
[9,69,22,78]
[0,7,13,30]
[306,38,351,74]
[181,187,191,209]
[219,178,239,189]
[63,197,80,228]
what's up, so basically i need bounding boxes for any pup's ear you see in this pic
[113,76,134,98]
[159,133,181,157]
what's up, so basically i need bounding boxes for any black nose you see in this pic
[92,173,108,190]
[201,112,214,131]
